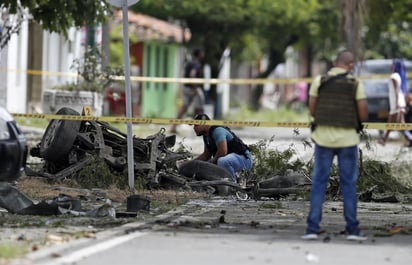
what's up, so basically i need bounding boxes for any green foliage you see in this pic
[364,0,412,59]
[4,0,412,72]
[249,136,309,182]
[134,0,321,77]
[134,0,412,71]
[73,157,127,189]
[2,0,111,36]
[109,24,138,66]
[15,117,48,128]
[0,244,26,258]
[359,159,411,193]
[225,105,310,123]
[249,140,411,198]
[53,47,124,92]
[298,1,343,62]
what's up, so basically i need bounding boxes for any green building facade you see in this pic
[141,42,182,118]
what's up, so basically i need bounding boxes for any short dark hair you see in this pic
[194,113,210,120]
[193,48,203,58]
[335,49,354,65]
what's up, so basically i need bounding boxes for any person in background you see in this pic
[170,48,205,134]
[378,59,407,146]
[302,50,369,241]
[286,81,308,113]
[403,93,412,147]
[192,113,253,182]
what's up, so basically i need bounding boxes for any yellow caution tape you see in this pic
[1,68,401,85]
[11,112,412,130]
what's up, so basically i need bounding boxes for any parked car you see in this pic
[354,59,412,122]
[0,106,28,181]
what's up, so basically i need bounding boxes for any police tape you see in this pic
[0,67,309,85]
[0,67,399,85]
[11,113,412,130]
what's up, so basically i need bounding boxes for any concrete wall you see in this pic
[5,17,28,113]
[41,28,84,91]
[0,46,7,108]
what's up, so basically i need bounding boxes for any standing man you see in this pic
[192,113,253,182]
[170,48,205,134]
[302,50,368,241]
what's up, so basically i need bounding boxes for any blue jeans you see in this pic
[306,144,360,235]
[404,130,412,141]
[217,153,253,182]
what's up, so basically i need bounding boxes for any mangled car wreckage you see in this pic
[27,107,311,198]
[29,107,191,188]
[1,106,312,216]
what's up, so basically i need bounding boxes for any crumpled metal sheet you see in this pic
[0,181,115,217]
[0,181,33,213]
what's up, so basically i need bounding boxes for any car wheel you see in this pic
[39,107,81,163]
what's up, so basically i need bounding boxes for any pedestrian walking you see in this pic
[378,59,408,146]
[302,50,369,241]
[170,48,205,134]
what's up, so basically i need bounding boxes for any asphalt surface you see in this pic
[23,198,412,265]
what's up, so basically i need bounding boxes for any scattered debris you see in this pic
[126,194,151,212]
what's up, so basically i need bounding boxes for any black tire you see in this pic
[39,107,81,163]
[179,160,233,195]
[179,160,232,180]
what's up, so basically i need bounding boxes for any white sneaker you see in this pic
[301,233,318,240]
[346,234,367,241]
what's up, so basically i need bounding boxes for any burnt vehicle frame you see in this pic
[29,107,190,188]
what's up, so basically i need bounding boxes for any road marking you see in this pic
[41,231,147,265]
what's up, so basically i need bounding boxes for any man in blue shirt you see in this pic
[192,114,253,182]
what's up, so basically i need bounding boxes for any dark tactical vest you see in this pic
[313,73,361,130]
[204,126,249,157]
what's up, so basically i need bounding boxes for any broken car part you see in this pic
[0,106,28,182]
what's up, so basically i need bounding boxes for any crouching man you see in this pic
[192,114,253,182]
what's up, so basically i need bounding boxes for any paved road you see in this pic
[25,199,412,265]
[18,125,412,265]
